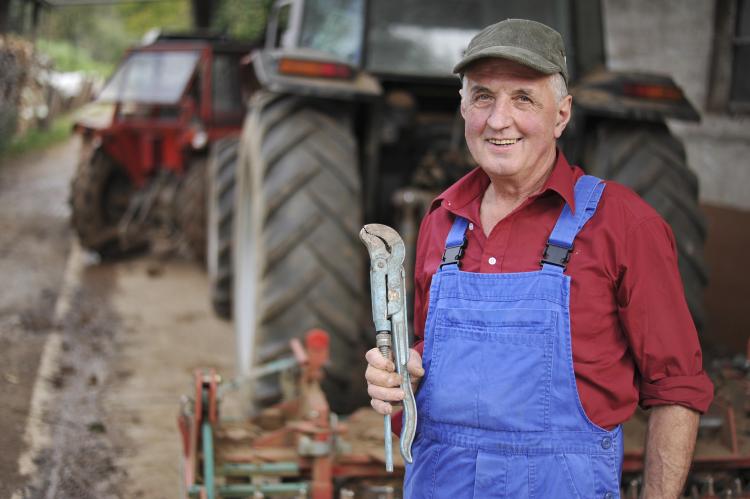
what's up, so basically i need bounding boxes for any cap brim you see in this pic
[453,45,561,77]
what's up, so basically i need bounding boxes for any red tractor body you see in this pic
[71,35,254,257]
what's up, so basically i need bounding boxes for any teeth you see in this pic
[488,138,519,145]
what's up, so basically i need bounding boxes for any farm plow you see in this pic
[178,329,403,499]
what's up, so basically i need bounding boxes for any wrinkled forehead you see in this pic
[463,58,551,88]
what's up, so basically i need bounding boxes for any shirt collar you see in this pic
[431,149,577,216]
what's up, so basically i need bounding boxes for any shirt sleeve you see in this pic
[617,216,714,413]
[412,209,436,356]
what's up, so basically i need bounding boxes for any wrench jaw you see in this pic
[359,225,387,257]
[360,224,417,470]
[361,224,406,266]
[359,226,392,336]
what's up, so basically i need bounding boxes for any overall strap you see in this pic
[541,175,606,272]
[440,216,470,270]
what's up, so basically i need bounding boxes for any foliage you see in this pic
[0,106,18,152]
[36,0,191,73]
[3,0,29,34]
[11,0,270,77]
[0,112,74,159]
[213,0,271,41]
[38,4,131,67]
[36,39,114,77]
[117,0,191,39]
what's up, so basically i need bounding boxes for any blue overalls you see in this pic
[404,175,622,499]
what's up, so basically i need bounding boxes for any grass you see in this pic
[0,114,76,160]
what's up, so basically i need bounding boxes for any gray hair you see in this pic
[460,72,569,103]
[549,73,568,103]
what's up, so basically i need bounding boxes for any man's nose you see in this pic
[486,98,512,130]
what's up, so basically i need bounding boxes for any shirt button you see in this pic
[488,257,497,265]
[603,492,614,499]
[601,437,612,449]
[468,223,474,230]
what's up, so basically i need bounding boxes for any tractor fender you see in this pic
[571,69,700,123]
[250,47,382,101]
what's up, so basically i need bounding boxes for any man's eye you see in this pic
[517,95,532,103]
[475,94,492,102]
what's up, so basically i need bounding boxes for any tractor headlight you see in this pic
[191,130,208,150]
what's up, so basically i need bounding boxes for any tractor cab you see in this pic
[100,48,201,125]
[71,34,255,259]
[78,35,251,184]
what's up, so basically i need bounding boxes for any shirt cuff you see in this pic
[639,372,714,413]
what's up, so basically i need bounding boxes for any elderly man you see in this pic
[364,19,713,499]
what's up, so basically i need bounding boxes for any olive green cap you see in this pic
[453,19,568,84]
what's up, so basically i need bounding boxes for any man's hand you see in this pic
[365,347,424,415]
[641,404,700,499]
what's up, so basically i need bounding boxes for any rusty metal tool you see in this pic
[359,224,417,472]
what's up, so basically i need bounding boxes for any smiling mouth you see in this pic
[487,138,521,146]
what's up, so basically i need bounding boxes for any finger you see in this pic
[365,347,395,372]
[367,382,405,402]
[365,365,401,387]
[406,349,425,378]
[370,398,392,415]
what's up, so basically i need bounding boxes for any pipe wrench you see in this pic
[359,224,417,472]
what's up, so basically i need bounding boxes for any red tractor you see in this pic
[71,33,253,259]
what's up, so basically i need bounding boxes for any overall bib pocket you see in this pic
[426,308,556,431]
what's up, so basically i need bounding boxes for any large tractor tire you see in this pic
[176,157,208,264]
[207,137,239,320]
[70,146,140,257]
[583,120,708,331]
[234,93,368,413]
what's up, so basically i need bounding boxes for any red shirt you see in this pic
[411,151,713,429]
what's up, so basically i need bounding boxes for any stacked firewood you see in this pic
[0,35,98,147]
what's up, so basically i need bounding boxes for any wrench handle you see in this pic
[400,371,416,464]
[383,415,393,473]
[376,331,394,472]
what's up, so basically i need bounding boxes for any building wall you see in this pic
[603,0,750,353]
[603,0,750,211]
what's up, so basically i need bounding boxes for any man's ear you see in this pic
[554,94,573,139]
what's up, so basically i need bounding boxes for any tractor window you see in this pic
[298,0,364,64]
[98,51,201,105]
[212,53,243,120]
[268,2,293,48]
[366,0,562,77]
[708,0,750,112]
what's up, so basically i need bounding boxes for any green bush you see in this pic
[0,106,19,152]
[36,39,114,77]
[0,113,74,159]
[214,0,270,41]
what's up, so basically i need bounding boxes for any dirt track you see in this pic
[0,138,76,497]
[1,138,235,498]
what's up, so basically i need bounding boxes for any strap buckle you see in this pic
[540,243,572,269]
[440,238,467,268]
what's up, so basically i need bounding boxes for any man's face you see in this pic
[460,58,572,182]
